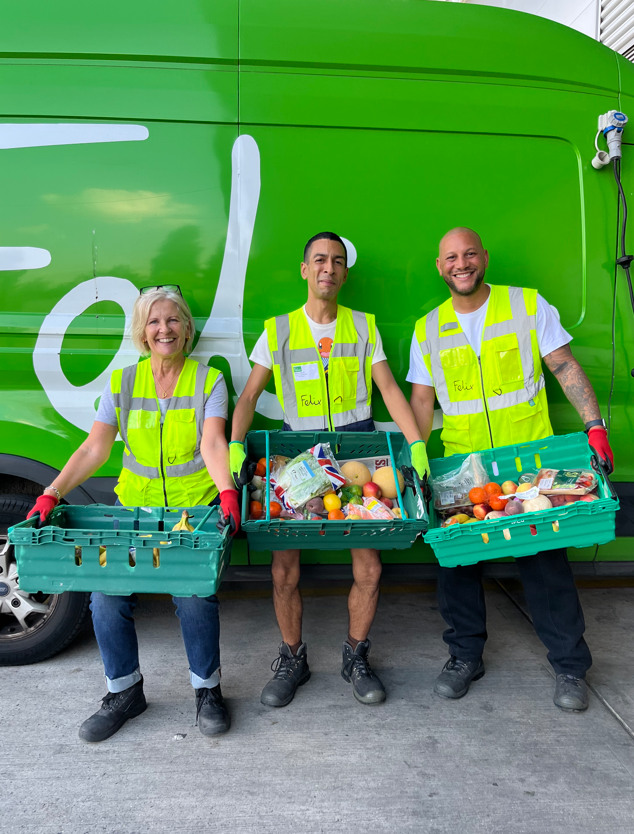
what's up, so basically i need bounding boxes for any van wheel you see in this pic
[0,494,91,666]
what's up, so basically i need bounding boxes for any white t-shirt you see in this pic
[406,289,572,387]
[249,306,387,371]
[96,373,228,426]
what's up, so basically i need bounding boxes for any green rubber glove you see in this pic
[410,440,430,480]
[229,441,254,489]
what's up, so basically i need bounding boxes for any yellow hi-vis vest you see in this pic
[265,305,376,431]
[415,285,553,456]
[110,357,221,506]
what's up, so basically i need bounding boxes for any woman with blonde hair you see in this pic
[27,284,240,741]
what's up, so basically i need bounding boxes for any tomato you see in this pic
[328,509,346,520]
[269,501,282,518]
[254,457,267,477]
[249,500,263,520]
[468,487,487,504]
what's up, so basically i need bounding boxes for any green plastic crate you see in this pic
[424,432,619,568]
[241,430,428,551]
[8,505,231,596]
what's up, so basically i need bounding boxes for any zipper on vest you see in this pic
[159,421,168,506]
[477,357,494,449]
[324,371,334,431]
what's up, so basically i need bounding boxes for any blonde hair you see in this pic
[131,289,196,356]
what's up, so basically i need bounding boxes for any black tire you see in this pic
[0,493,91,666]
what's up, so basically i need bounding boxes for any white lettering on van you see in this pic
[0,123,148,150]
[0,248,51,270]
[32,134,283,431]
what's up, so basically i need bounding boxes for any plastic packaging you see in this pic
[429,453,488,514]
[531,468,598,496]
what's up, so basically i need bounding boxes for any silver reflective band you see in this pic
[271,311,373,429]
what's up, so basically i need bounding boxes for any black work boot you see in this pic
[78,678,147,742]
[195,684,231,735]
[260,642,310,707]
[553,674,589,712]
[434,656,485,699]
[341,639,386,705]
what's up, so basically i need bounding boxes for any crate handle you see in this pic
[590,453,618,501]
[193,505,215,532]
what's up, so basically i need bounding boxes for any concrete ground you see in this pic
[2,574,634,834]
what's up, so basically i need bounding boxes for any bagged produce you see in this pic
[271,451,333,510]
[429,453,488,515]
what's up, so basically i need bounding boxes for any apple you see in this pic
[579,493,600,502]
[501,480,518,495]
[363,481,382,499]
[379,497,393,509]
[472,503,491,520]
[549,495,568,507]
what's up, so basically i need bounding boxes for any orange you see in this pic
[328,509,345,520]
[269,501,282,518]
[468,487,487,505]
[323,493,342,512]
[249,500,263,520]
[484,482,502,498]
[488,494,508,511]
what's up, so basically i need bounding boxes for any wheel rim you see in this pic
[0,536,61,641]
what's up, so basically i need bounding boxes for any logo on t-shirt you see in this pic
[318,337,333,373]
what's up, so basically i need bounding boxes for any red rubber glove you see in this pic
[587,427,614,475]
[218,489,240,536]
[26,494,58,525]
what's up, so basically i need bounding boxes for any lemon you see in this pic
[323,493,342,512]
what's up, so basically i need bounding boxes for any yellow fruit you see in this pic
[516,483,533,493]
[341,460,372,486]
[447,513,471,524]
[172,510,194,532]
[371,465,405,499]
[323,493,342,512]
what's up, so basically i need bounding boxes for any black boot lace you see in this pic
[270,651,304,681]
[195,686,222,723]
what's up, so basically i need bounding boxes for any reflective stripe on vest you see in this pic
[111,358,220,504]
[416,285,552,453]
[266,306,375,431]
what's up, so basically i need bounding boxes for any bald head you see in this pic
[438,227,484,256]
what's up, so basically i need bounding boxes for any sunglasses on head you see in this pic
[139,284,182,296]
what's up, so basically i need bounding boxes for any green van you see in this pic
[1,0,632,663]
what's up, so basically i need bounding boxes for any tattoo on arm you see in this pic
[543,347,601,424]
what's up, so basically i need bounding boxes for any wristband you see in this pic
[584,419,606,433]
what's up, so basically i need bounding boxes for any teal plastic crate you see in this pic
[242,431,428,551]
[424,432,619,568]
[8,505,232,596]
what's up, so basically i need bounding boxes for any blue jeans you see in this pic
[90,592,221,693]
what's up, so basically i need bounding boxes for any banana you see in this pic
[172,510,194,532]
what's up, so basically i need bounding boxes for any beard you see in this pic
[444,269,485,297]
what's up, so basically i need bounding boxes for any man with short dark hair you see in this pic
[231,232,429,708]
[409,227,614,711]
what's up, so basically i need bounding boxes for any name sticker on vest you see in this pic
[292,363,320,382]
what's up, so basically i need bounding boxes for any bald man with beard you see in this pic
[408,227,614,712]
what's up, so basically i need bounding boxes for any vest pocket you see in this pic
[492,335,523,387]
[337,356,360,408]
[508,397,549,438]
[165,410,197,462]
[440,414,474,456]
